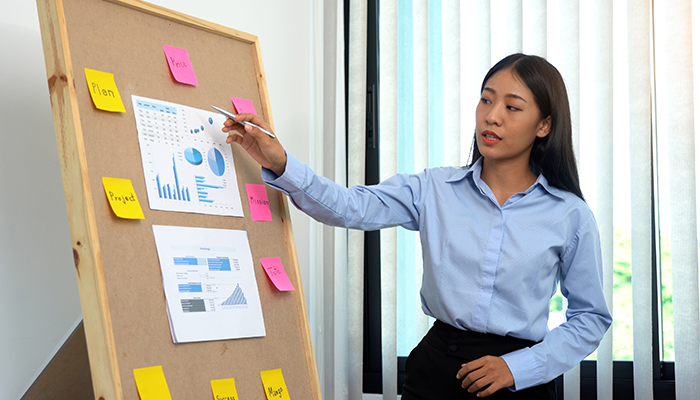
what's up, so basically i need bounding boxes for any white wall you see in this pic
[0,1,314,399]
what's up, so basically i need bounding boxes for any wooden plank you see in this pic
[106,0,260,44]
[35,0,122,398]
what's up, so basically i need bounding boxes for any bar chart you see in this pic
[221,284,248,308]
[156,153,192,202]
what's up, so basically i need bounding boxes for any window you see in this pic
[348,0,697,398]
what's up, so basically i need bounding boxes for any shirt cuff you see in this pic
[261,152,309,212]
[500,347,543,391]
[261,152,304,195]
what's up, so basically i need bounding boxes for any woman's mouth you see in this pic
[482,130,502,145]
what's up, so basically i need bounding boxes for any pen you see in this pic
[211,105,276,139]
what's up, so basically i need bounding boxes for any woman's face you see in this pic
[475,68,551,167]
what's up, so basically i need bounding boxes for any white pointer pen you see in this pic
[211,105,276,139]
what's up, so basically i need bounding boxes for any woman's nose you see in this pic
[485,105,502,126]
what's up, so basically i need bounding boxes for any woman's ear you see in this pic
[537,116,552,138]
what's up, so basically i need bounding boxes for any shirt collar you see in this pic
[446,157,568,200]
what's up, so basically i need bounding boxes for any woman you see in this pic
[223,53,611,399]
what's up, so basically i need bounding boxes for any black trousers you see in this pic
[402,320,556,400]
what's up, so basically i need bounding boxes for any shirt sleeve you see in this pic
[501,213,612,390]
[261,152,423,231]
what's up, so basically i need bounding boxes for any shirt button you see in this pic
[449,345,458,353]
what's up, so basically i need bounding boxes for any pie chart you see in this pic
[208,148,226,176]
[184,148,203,165]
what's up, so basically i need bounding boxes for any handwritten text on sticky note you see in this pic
[245,183,271,221]
[211,377,239,400]
[102,177,145,219]
[261,369,291,400]
[84,68,125,112]
[163,45,198,86]
[133,365,172,400]
[231,97,257,116]
[261,257,295,291]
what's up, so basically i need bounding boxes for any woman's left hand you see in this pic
[456,356,515,397]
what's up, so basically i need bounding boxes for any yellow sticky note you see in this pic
[261,369,291,400]
[102,177,145,219]
[85,68,126,112]
[133,365,172,400]
[211,378,239,400]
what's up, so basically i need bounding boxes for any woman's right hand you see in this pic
[222,114,287,176]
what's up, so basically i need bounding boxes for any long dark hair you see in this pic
[469,53,584,201]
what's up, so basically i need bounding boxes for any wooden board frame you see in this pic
[35,0,320,398]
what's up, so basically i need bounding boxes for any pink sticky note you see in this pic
[231,97,257,115]
[245,183,272,221]
[163,45,198,86]
[261,257,295,291]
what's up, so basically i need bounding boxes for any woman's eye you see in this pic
[480,97,491,104]
[507,105,522,111]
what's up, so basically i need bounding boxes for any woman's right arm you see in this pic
[264,153,422,230]
[223,115,422,231]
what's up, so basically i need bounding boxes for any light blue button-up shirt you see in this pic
[263,153,612,391]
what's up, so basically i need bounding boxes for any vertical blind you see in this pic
[378,2,399,399]
[627,0,653,400]
[591,1,614,399]
[342,0,700,399]
[662,0,700,399]
[628,0,653,399]
[347,1,367,399]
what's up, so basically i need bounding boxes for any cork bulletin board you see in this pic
[35,0,320,398]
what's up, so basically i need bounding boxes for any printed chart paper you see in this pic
[152,225,265,343]
[133,95,243,216]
